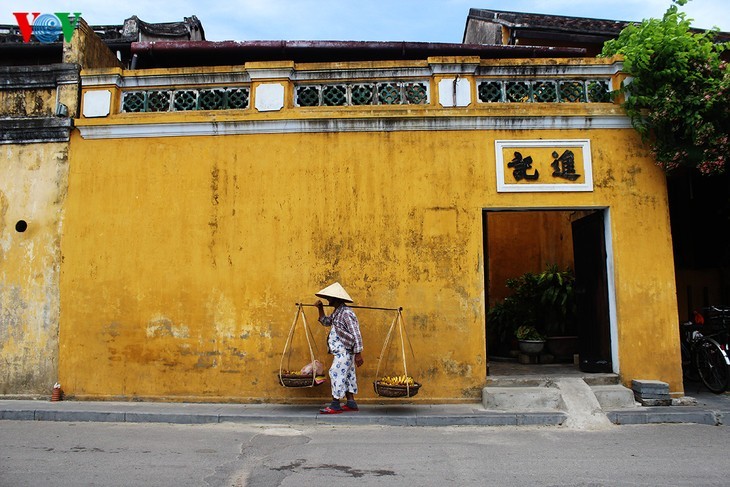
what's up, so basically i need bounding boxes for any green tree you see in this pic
[601,0,729,175]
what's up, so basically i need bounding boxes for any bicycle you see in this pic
[679,307,730,394]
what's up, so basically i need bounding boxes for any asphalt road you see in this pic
[1,420,729,486]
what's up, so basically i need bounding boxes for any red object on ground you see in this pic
[51,387,63,402]
[319,407,343,414]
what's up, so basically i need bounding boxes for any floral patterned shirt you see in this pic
[319,305,363,354]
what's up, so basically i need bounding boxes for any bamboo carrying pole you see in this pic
[295,303,403,311]
[295,302,417,396]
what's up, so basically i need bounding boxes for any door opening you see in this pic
[483,208,614,376]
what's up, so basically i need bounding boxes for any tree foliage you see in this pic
[601,0,729,176]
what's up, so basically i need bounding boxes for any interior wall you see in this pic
[486,210,575,305]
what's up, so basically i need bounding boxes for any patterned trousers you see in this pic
[327,328,358,399]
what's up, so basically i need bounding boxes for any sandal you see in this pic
[319,406,343,414]
[342,404,359,412]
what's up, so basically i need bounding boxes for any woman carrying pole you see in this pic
[314,282,364,414]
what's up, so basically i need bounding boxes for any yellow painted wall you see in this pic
[61,118,683,401]
[0,142,69,394]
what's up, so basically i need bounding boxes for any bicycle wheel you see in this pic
[694,338,730,394]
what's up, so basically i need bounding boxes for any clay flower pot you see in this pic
[518,339,546,355]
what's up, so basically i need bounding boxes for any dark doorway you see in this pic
[484,208,614,375]
[571,211,613,373]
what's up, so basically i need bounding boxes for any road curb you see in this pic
[0,407,569,426]
[607,407,721,426]
[0,402,725,427]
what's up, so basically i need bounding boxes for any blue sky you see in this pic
[2,0,728,43]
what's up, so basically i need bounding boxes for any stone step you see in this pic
[486,373,620,388]
[590,384,638,409]
[482,376,635,415]
[482,385,563,410]
[582,373,622,386]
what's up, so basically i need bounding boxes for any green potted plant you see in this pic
[515,325,545,354]
[487,264,578,360]
[536,264,578,360]
[486,272,541,357]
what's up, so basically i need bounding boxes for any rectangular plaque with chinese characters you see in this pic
[495,140,593,192]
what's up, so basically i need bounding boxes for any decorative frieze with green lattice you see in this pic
[295,81,429,107]
[478,79,610,103]
[122,87,250,112]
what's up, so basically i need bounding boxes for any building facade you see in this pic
[2,15,685,402]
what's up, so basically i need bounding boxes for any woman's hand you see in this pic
[354,352,363,367]
[315,299,325,319]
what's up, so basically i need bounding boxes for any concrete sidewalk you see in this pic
[1,396,726,427]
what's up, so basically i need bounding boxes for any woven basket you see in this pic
[278,373,320,388]
[373,380,421,398]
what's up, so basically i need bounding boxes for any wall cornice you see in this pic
[0,63,80,90]
[75,115,631,139]
[0,117,73,143]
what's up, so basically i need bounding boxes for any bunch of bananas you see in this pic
[280,370,308,377]
[378,375,416,386]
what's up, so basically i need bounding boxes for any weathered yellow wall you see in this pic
[1,62,79,398]
[61,119,682,401]
[63,18,122,70]
[0,27,81,396]
[0,143,68,394]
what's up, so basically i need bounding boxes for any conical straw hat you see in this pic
[315,282,353,303]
